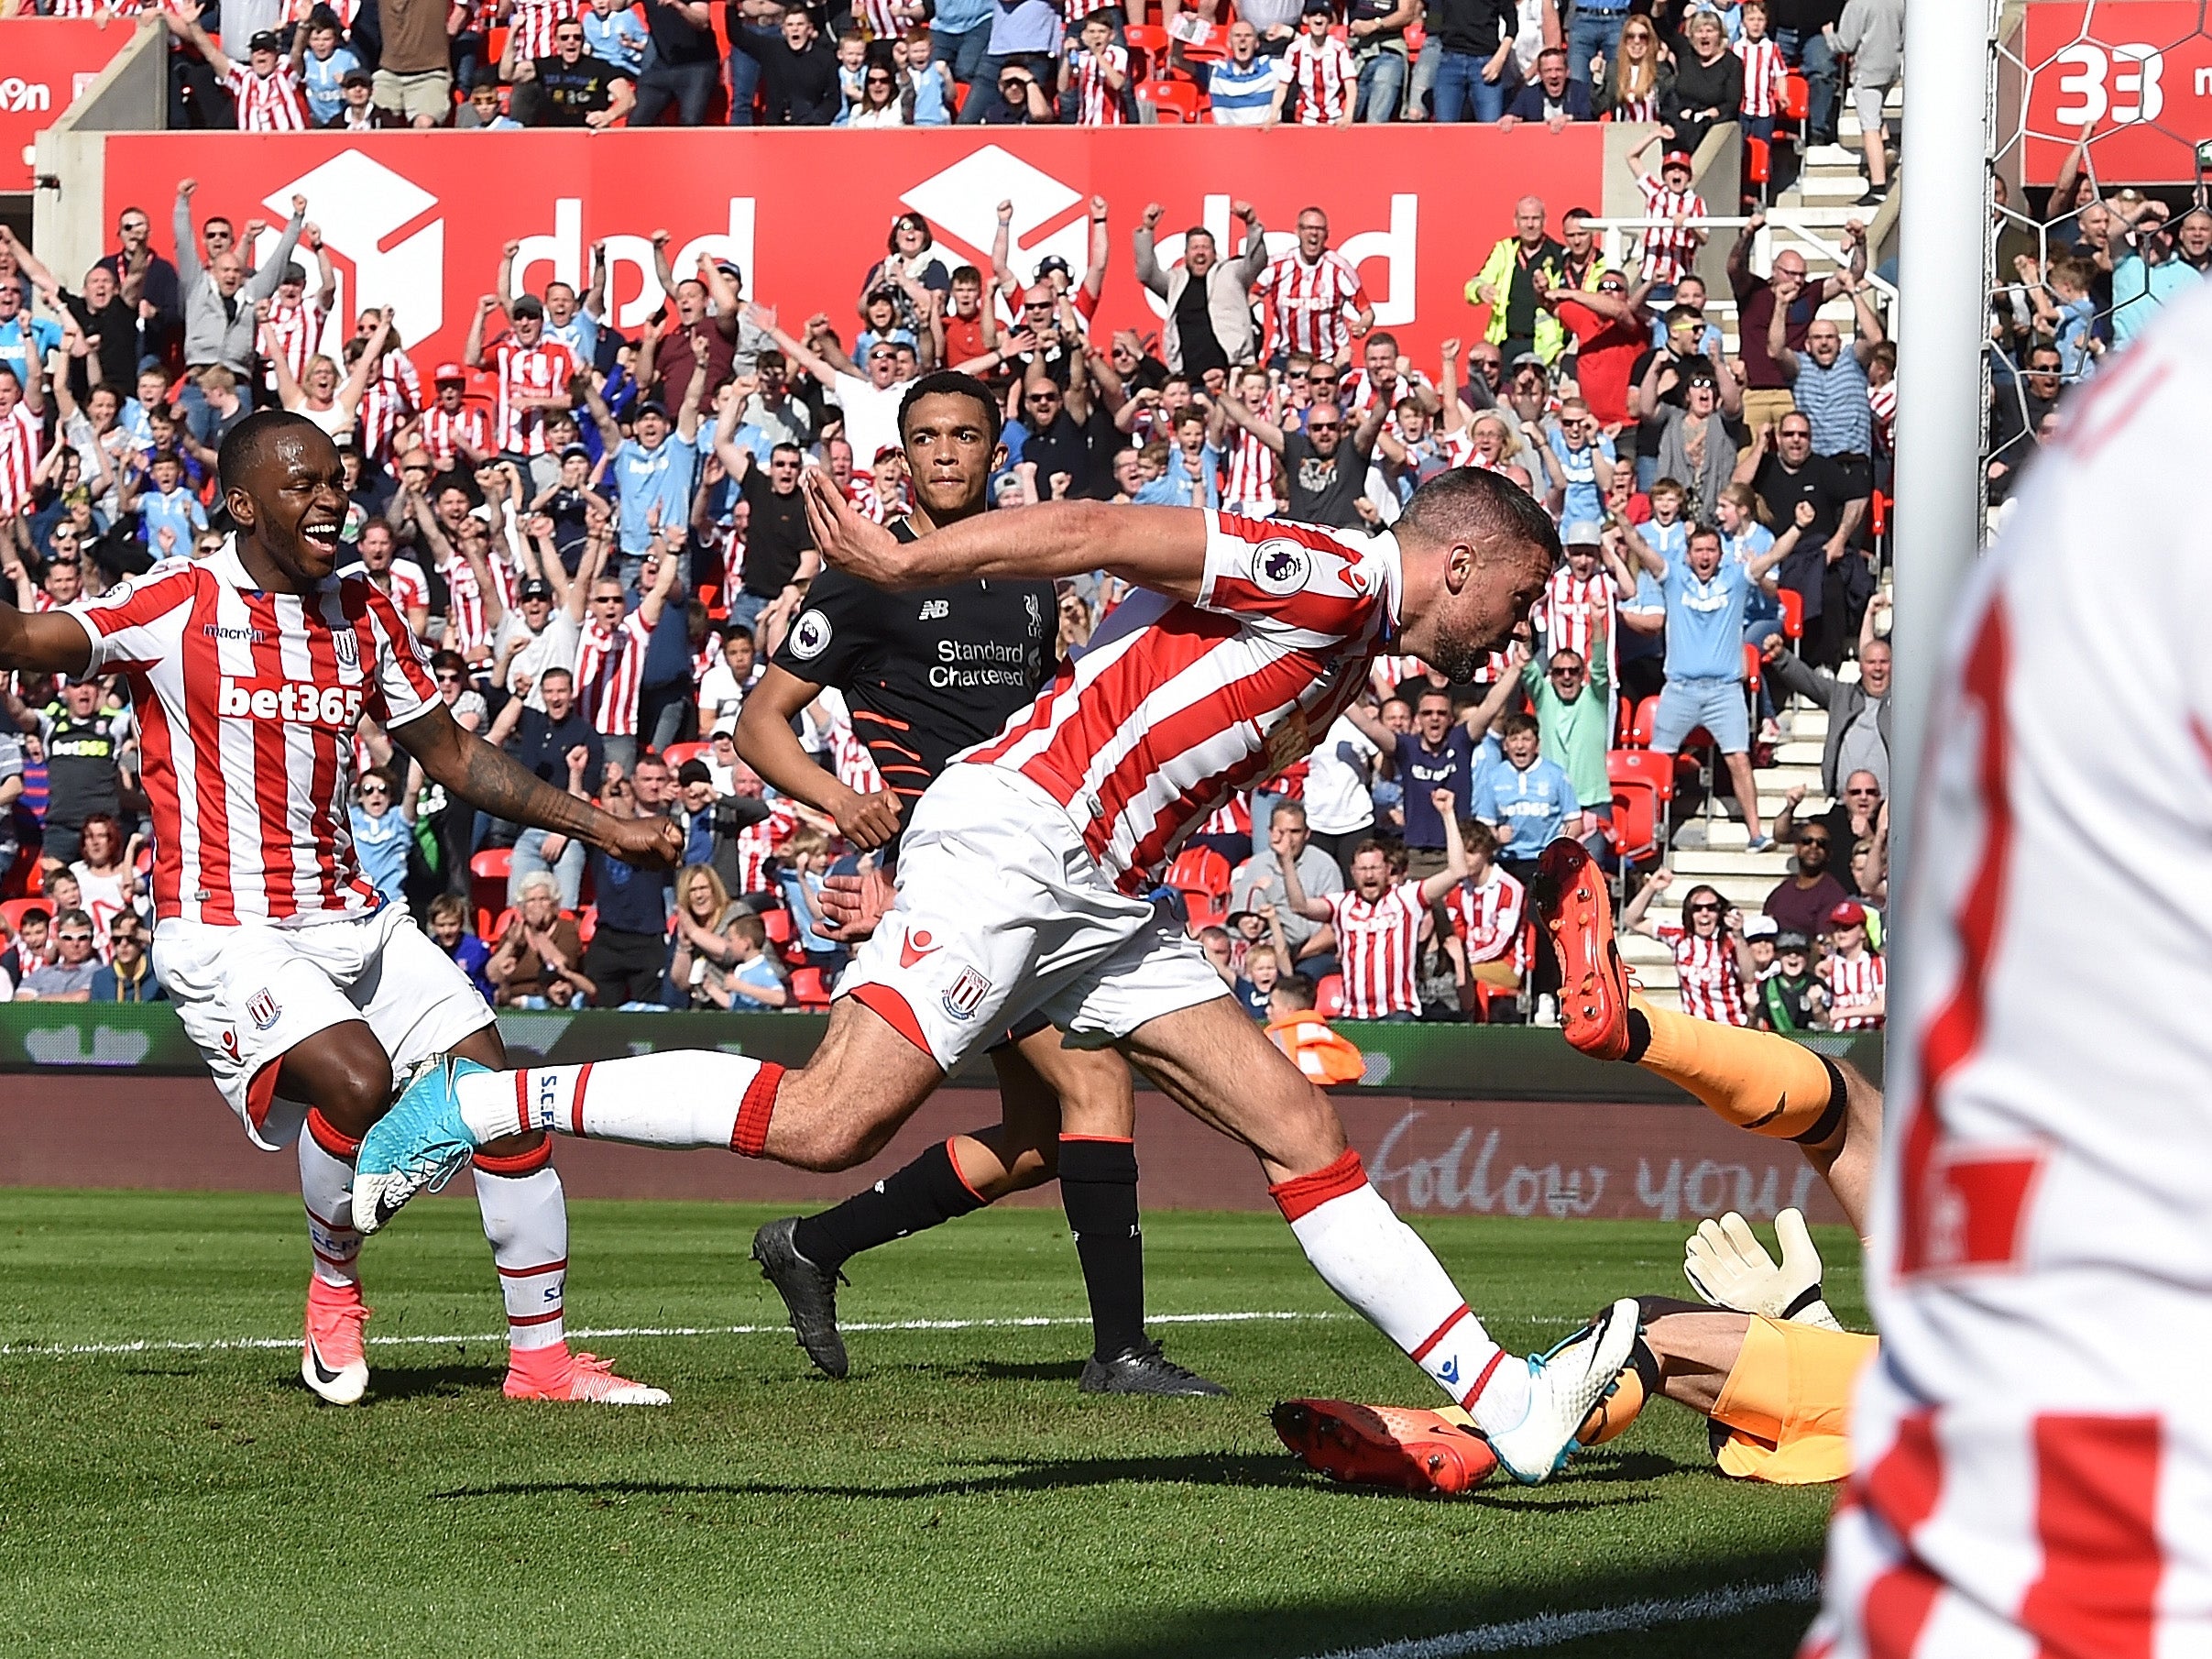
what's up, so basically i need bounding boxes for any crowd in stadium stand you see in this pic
[0,0,1910,1032]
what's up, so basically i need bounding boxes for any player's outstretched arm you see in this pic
[0,608,94,680]
[802,471,1209,602]
[394,701,682,869]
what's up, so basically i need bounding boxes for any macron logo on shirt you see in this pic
[219,676,367,728]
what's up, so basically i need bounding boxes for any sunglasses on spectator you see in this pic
[1024,391,1058,404]
[358,782,389,796]
[1549,664,1583,678]
[1306,371,1337,384]
[1687,903,1721,914]
[866,72,892,82]
[1845,785,1880,796]
[435,669,465,683]
[1307,419,1341,433]
[1798,833,1831,847]
[57,931,94,944]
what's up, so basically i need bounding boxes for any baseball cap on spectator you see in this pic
[433,362,466,382]
[248,28,283,51]
[1661,151,1695,176]
[1775,930,1810,953]
[341,67,372,87]
[1300,0,1332,13]
[871,445,902,466]
[991,471,1025,506]
[517,577,554,603]
[1509,351,1546,372]
[510,295,546,320]
[636,399,670,421]
[559,442,591,461]
[1742,915,1779,941]
[1827,901,1867,928]
[1035,255,1073,282]
[1561,520,1604,546]
[137,354,167,376]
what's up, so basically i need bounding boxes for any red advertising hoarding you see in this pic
[2021,1,2212,185]
[104,126,1606,373]
[2,18,136,192]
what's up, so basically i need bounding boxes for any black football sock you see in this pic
[791,1138,986,1273]
[1058,1136,1145,1362]
[1624,1006,1654,1064]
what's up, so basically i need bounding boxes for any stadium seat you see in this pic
[1779,71,1809,141]
[1166,845,1232,908]
[486,906,518,944]
[576,906,597,946]
[471,847,513,939]
[1745,136,1771,205]
[0,896,49,938]
[789,966,833,1008]
[1124,22,1168,52]
[761,906,794,947]
[1778,588,1803,641]
[1607,775,1665,868]
[663,741,710,772]
[1743,642,1763,698]
[1140,82,1202,123]
[1315,973,1346,1019]
[1609,746,1675,804]
[1629,696,1660,749]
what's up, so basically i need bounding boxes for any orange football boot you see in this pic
[1272,1399,1499,1495]
[1534,839,1632,1062]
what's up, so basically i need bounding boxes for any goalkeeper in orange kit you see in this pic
[1277,840,1880,1493]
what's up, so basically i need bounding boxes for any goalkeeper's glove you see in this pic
[1682,1208,1843,1331]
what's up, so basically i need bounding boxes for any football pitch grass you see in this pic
[0,1191,1863,1658]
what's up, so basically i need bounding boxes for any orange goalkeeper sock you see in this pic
[1626,1000,1845,1144]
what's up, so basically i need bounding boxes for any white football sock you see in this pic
[474,1153,568,1354]
[299,1122,362,1291]
[455,1052,771,1150]
[1274,1153,1529,1433]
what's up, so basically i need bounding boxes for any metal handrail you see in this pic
[1572,213,1899,317]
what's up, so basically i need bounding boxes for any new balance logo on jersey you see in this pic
[219,677,367,727]
[918,599,949,621]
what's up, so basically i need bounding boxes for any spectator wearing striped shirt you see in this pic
[163,14,312,132]
[1626,137,1708,302]
[1280,797,1469,1023]
[1270,0,1359,126]
[1203,21,1282,126]
[1732,2,1788,146]
[1818,899,1883,1028]
[1624,871,1756,1027]
[1765,264,1885,498]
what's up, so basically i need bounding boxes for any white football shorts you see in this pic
[153,902,496,1150]
[838,764,1231,1072]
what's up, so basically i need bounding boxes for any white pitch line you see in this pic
[1306,1573,1822,1658]
[0,1308,1348,1359]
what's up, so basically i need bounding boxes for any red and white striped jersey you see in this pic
[1221,426,1278,517]
[224,63,311,133]
[575,609,652,739]
[1193,791,1250,841]
[1069,44,1129,126]
[0,402,41,517]
[261,300,325,390]
[1444,867,1527,968]
[1823,948,1885,1028]
[437,547,513,661]
[419,404,493,472]
[491,337,579,457]
[1062,0,1118,19]
[964,514,1398,895]
[1254,249,1371,363]
[1734,37,1787,117]
[1637,174,1707,289]
[855,0,901,38]
[1533,566,1614,676]
[1869,377,1898,457]
[1325,879,1428,1019]
[63,543,438,925]
[359,352,421,465]
[827,718,887,797]
[733,798,798,895]
[1278,33,1356,126]
[1612,89,1658,122]
[508,0,583,60]
[1655,922,1748,1025]
[849,474,909,525]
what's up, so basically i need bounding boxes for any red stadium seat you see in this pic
[1140,81,1204,124]
[789,967,833,1008]
[1783,71,1809,124]
[1315,973,1346,1019]
[0,896,50,939]
[1166,845,1232,908]
[1870,489,1890,540]
[486,906,518,944]
[761,906,794,946]
[470,848,512,939]
[1745,135,1771,206]
[575,906,597,946]
[663,741,710,772]
[1607,776,1665,868]
[1778,587,1803,641]
[1124,22,1168,52]
[1743,642,1763,698]
[1609,746,1675,804]
[1629,697,1661,749]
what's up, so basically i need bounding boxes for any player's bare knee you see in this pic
[319,1060,396,1140]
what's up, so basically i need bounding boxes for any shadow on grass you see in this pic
[359,1363,509,1401]
[428,1452,1655,1513]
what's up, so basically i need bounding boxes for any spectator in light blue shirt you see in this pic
[1472,712,1582,872]
[583,0,650,76]
[1546,398,1615,526]
[2109,211,2212,346]
[349,771,412,906]
[1134,412,1221,507]
[929,0,999,94]
[1202,21,1280,126]
[0,283,60,390]
[300,18,361,125]
[139,455,208,560]
[591,381,705,581]
[1633,522,1792,850]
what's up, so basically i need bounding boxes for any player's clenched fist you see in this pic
[598,814,684,869]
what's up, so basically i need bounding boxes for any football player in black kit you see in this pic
[737,371,1224,1397]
